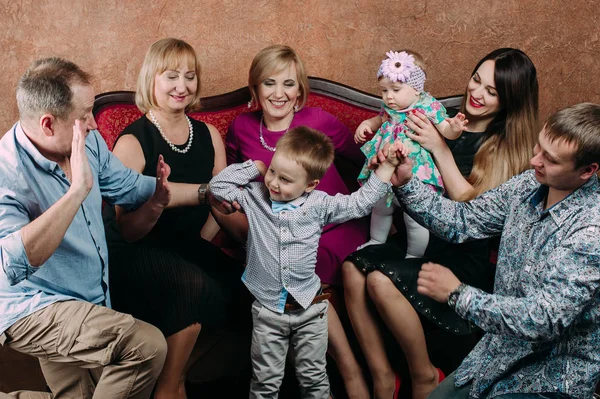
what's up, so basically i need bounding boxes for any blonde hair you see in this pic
[460,48,539,200]
[135,38,202,113]
[275,126,334,181]
[248,45,309,110]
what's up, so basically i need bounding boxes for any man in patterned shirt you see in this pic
[210,126,404,399]
[382,103,600,399]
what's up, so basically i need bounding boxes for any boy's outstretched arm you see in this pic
[319,142,407,226]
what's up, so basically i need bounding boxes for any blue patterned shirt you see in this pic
[210,160,390,313]
[0,123,155,336]
[395,170,600,399]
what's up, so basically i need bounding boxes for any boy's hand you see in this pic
[254,160,267,176]
[354,121,373,144]
[446,112,469,134]
[371,143,413,186]
[369,142,411,184]
[382,141,407,167]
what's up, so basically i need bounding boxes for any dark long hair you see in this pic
[460,48,539,199]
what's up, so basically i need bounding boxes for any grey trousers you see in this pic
[0,300,167,399]
[249,300,329,399]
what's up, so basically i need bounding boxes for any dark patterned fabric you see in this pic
[396,170,600,399]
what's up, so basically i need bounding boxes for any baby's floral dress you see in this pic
[358,92,447,205]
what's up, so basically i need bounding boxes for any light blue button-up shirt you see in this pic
[0,123,155,335]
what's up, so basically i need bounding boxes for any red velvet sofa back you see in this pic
[93,77,462,151]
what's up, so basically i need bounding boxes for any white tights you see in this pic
[358,196,429,258]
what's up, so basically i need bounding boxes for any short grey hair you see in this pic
[16,57,91,122]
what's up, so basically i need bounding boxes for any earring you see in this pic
[294,105,299,113]
[247,100,253,109]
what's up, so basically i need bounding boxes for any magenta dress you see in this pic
[226,107,369,285]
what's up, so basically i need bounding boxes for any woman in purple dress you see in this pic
[226,45,370,398]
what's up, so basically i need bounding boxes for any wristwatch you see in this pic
[197,183,209,205]
[447,283,467,309]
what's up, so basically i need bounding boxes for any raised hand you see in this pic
[416,262,462,303]
[354,121,373,144]
[367,141,413,186]
[151,154,171,208]
[389,143,413,187]
[69,119,93,199]
[385,141,408,167]
[446,112,469,135]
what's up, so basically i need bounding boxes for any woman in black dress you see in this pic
[342,48,539,399]
[105,38,245,399]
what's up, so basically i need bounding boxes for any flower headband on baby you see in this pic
[377,51,426,92]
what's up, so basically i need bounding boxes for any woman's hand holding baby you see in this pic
[405,110,448,155]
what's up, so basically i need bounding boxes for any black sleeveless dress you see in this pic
[105,116,246,336]
[346,131,493,335]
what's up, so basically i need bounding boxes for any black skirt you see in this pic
[108,236,247,337]
[346,232,493,335]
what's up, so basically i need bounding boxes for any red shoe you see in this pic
[393,372,402,399]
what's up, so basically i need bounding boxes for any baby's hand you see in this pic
[446,112,469,135]
[354,121,373,144]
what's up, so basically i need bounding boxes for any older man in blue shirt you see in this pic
[376,103,600,399]
[0,58,193,398]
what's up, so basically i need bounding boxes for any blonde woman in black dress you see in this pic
[105,38,245,399]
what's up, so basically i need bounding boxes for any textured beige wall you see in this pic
[1,0,599,133]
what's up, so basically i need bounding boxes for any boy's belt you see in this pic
[284,293,331,311]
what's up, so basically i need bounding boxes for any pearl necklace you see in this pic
[259,114,294,152]
[148,109,194,154]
